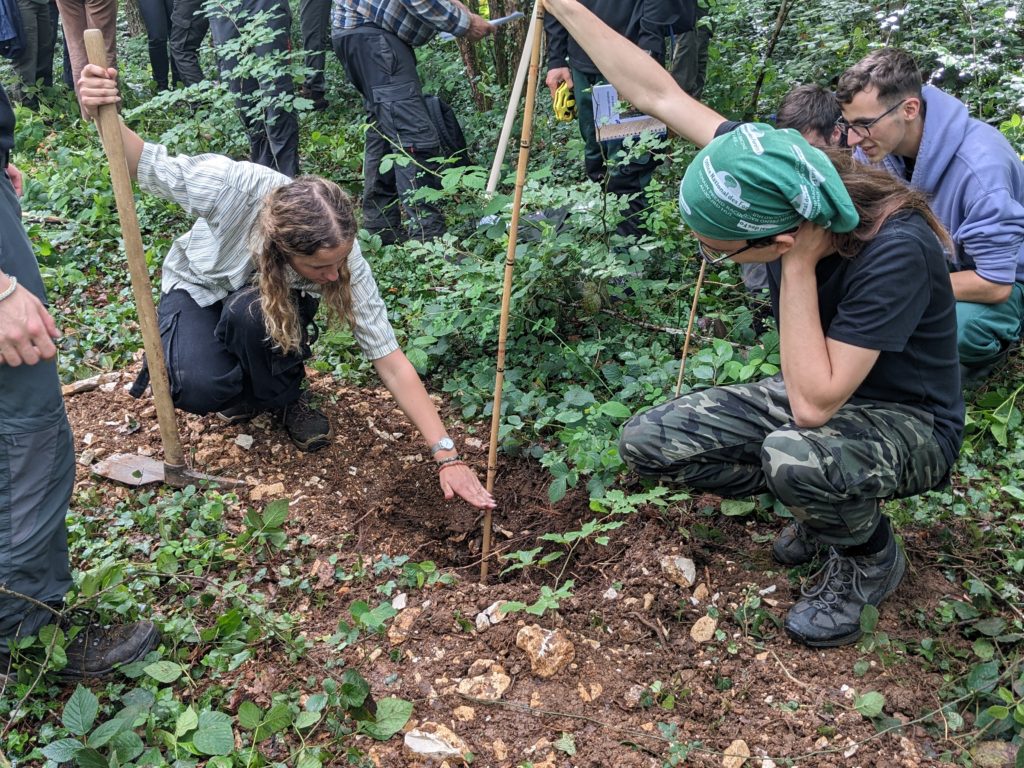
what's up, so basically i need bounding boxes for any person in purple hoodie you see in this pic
[835,49,1024,386]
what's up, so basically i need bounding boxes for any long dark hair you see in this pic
[825,147,953,257]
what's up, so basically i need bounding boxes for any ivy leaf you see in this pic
[254,703,293,741]
[144,660,183,683]
[973,617,1007,637]
[237,701,262,730]
[967,661,1000,693]
[598,401,631,419]
[176,706,199,737]
[74,747,109,768]
[63,685,99,736]
[110,730,145,763]
[854,691,885,718]
[41,738,83,762]
[719,500,755,517]
[193,711,235,756]
[360,697,413,740]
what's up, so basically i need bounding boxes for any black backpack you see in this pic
[0,0,23,61]
[424,94,471,167]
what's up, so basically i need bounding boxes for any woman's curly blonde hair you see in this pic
[253,177,358,355]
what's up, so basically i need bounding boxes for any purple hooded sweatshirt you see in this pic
[864,85,1024,285]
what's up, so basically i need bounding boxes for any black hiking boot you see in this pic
[279,391,333,452]
[57,620,160,679]
[772,521,827,565]
[784,537,906,648]
[217,403,260,425]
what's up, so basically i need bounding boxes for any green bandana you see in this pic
[678,124,859,240]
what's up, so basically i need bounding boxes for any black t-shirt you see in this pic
[764,211,964,465]
[709,119,963,463]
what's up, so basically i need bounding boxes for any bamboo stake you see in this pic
[674,259,707,397]
[486,0,540,195]
[481,4,545,583]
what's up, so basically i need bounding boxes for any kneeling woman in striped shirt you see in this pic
[78,63,494,510]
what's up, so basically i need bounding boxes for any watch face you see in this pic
[437,437,455,451]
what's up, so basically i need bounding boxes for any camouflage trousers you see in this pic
[619,376,951,547]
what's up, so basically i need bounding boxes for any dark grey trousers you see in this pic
[0,172,73,646]
[298,0,330,98]
[169,0,207,86]
[209,0,299,177]
[333,25,446,243]
[154,287,318,415]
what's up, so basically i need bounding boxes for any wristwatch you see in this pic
[430,436,456,456]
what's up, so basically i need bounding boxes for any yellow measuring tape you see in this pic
[553,82,577,122]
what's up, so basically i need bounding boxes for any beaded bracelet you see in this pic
[437,459,467,472]
[0,276,18,303]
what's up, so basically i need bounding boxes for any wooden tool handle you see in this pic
[84,30,185,469]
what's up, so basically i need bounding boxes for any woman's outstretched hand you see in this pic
[439,463,496,509]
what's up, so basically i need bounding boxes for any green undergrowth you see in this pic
[2,0,1024,762]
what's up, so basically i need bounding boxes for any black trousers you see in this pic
[156,287,318,414]
[169,0,207,86]
[209,0,299,177]
[333,25,446,243]
[137,0,178,88]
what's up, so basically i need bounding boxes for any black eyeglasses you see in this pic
[695,227,799,265]
[836,98,908,140]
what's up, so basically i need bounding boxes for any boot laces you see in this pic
[800,548,867,607]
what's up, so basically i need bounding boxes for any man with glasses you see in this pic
[836,48,1024,387]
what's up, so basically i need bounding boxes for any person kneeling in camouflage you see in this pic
[619,126,964,647]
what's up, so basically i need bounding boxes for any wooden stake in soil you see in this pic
[83,30,243,489]
[674,258,708,398]
[481,5,545,583]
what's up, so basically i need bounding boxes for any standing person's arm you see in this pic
[544,13,572,98]
[373,350,496,509]
[543,0,723,146]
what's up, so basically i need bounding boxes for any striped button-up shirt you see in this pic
[137,142,400,361]
[332,0,470,46]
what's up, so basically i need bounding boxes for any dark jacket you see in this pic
[545,0,674,75]
[0,84,14,164]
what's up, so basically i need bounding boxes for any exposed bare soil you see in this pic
[64,365,970,767]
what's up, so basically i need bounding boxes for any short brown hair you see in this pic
[835,48,922,105]
[775,85,841,145]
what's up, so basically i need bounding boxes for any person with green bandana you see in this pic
[543,0,964,648]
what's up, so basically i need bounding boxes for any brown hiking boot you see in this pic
[279,391,333,452]
[56,620,160,679]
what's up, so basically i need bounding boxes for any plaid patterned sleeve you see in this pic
[334,0,470,45]
[402,0,470,39]
[346,240,401,360]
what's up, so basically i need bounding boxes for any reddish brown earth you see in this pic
[63,365,971,767]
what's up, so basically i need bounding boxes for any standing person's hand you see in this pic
[5,162,23,196]
[545,67,572,100]
[0,275,60,366]
[438,462,496,509]
[465,12,495,42]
